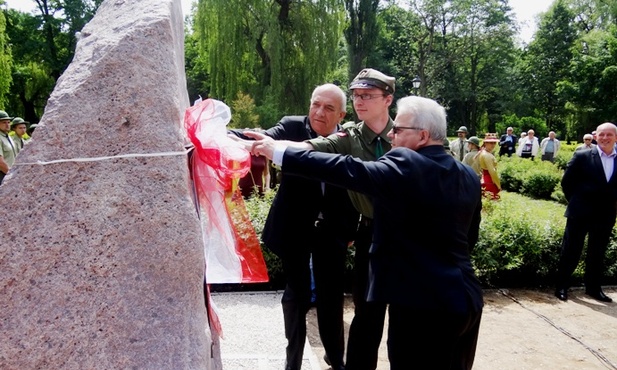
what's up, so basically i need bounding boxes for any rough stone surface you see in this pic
[0,0,220,368]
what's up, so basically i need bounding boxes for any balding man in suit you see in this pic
[555,122,617,303]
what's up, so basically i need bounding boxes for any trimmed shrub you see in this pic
[241,186,617,290]
[497,156,563,199]
[474,192,617,288]
[521,171,561,199]
[473,192,566,287]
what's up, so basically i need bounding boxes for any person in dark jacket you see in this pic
[231,84,358,370]
[498,126,517,157]
[554,122,617,303]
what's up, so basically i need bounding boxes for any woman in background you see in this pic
[477,133,501,199]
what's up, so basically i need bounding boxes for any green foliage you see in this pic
[184,30,209,102]
[520,1,577,135]
[521,172,561,199]
[3,2,101,121]
[0,8,12,108]
[475,191,617,287]
[344,0,379,84]
[497,156,563,199]
[244,187,283,285]
[230,92,259,129]
[496,115,547,138]
[8,62,55,119]
[473,192,566,287]
[195,0,344,115]
[254,89,284,129]
[244,185,617,290]
[564,27,617,133]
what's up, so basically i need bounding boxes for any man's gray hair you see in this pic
[396,96,447,141]
[311,84,346,112]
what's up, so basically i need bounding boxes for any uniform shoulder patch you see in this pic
[342,122,357,130]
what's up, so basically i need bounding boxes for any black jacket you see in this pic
[562,147,617,219]
[282,145,483,313]
[254,116,359,257]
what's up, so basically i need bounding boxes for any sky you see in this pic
[4,0,553,43]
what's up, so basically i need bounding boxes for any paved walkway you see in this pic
[213,287,617,370]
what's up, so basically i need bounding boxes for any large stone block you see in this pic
[0,0,220,368]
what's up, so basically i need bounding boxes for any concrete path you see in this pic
[213,287,617,370]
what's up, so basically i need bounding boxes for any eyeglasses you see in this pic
[584,139,592,141]
[392,125,423,134]
[350,93,386,101]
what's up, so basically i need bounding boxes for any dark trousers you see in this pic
[541,152,554,162]
[387,304,482,370]
[281,224,347,370]
[346,220,387,370]
[556,214,615,291]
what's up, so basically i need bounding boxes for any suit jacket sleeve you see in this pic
[281,146,400,200]
[561,150,584,201]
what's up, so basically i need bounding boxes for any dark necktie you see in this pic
[375,137,384,158]
[459,140,464,161]
[4,134,16,156]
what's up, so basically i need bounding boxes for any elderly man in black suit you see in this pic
[232,84,358,370]
[499,126,517,157]
[555,122,617,303]
[245,96,484,369]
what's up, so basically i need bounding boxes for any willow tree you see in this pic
[195,0,345,117]
[344,0,379,83]
[0,6,12,108]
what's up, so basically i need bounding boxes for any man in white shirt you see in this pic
[540,131,561,162]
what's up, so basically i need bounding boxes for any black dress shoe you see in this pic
[555,288,568,301]
[323,354,331,366]
[323,354,345,370]
[585,290,613,302]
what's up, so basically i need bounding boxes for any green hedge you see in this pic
[243,187,617,290]
[497,156,563,201]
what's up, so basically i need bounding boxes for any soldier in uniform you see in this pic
[0,110,17,185]
[242,68,395,369]
[10,117,30,153]
[307,68,394,370]
[450,126,469,161]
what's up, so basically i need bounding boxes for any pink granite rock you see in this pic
[0,0,221,368]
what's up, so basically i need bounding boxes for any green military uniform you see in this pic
[311,67,395,369]
[308,118,394,219]
[308,118,393,369]
[0,132,16,167]
[0,131,16,184]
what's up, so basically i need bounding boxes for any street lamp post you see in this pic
[411,75,421,96]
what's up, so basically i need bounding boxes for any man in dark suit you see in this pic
[498,126,517,157]
[234,84,358,370]
[554,122,617,303]
[247,96,484,369]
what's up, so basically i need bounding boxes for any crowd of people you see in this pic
[0,110,37,185]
